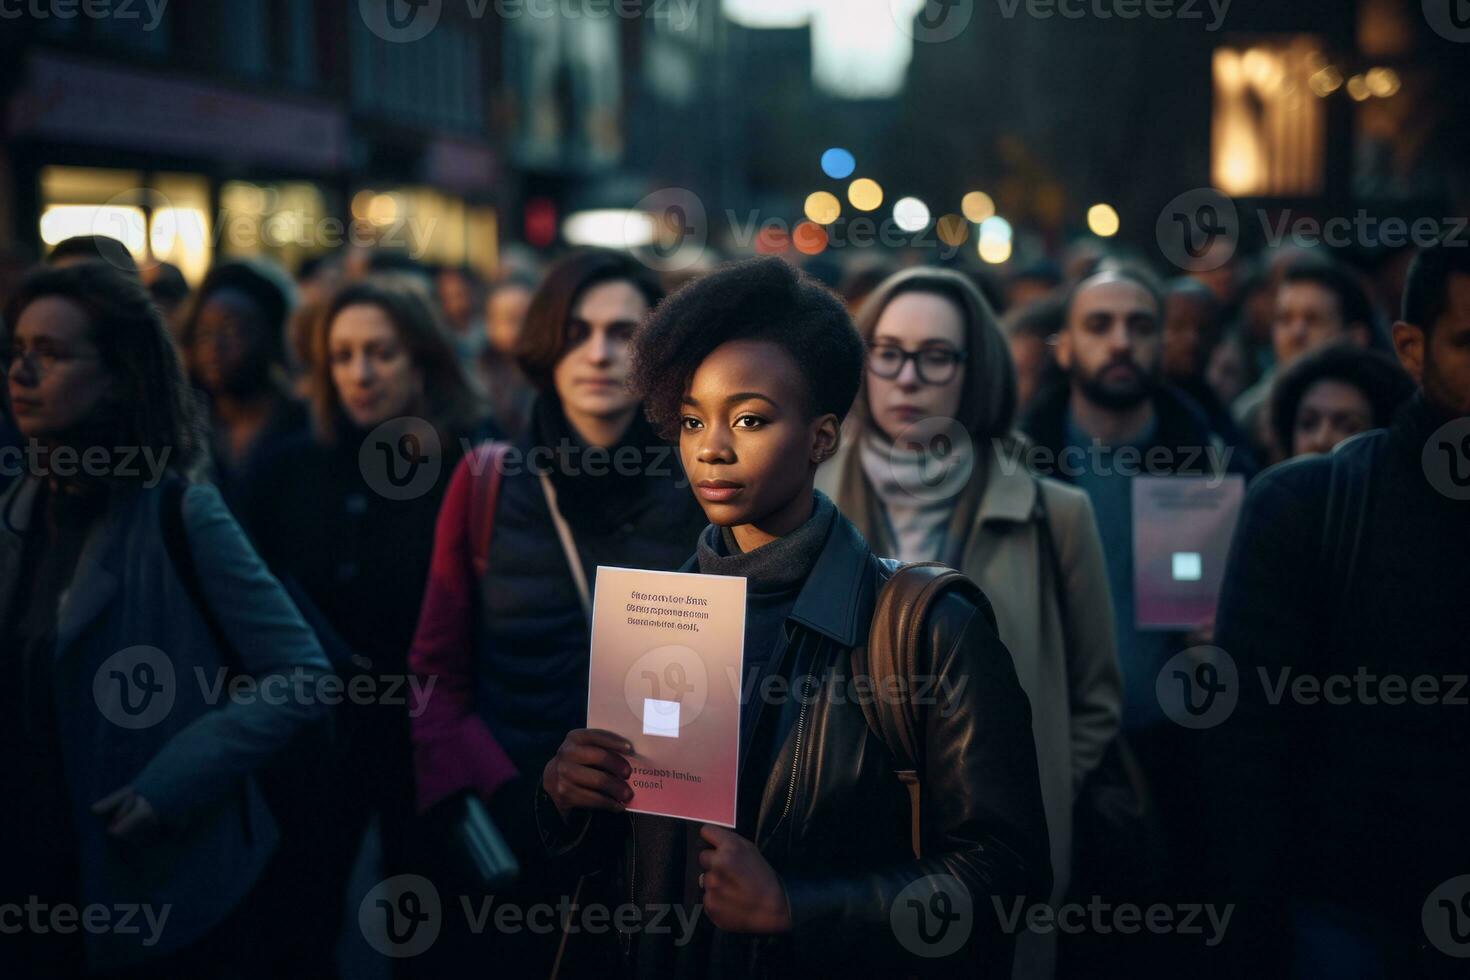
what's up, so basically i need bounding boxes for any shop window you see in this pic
[39,167,211,285]
[349,186,498,272]
[219,181,330,272]
[1211,39,1327,197]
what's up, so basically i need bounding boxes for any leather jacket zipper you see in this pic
[780,674,813,824]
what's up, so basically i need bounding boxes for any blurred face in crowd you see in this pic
[329,303,424,430]
[192,289,275,398]
[1058,274,1162,411]
[1206,336,1249,406]
[1291,379,1374,457]
[437,270,476,334]
[1162,291,1215,379]
[6,296,111,443]
[486,283,532,355]
[865,291,966,448]
[680,338,837,547]
[1396,271,1470,418]
[552,280,645,428]
[1191,256,1235,303]
[1007,277,1053,311]
[1273,281,1350,368]
[1242,279,1277,347]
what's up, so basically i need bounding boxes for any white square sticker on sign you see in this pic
[1172,552,1203,582]
[643,698,681,738]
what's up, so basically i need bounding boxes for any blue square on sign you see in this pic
[1172,552,1203,582]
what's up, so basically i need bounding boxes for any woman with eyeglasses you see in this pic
[815,266,1122,980]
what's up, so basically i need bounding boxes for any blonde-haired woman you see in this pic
[816,266,1121,980]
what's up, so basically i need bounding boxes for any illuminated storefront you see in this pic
[39,167,214,283]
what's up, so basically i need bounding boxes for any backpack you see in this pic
[855,560,992,858]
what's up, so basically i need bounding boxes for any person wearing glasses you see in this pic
[815,266,1121,980]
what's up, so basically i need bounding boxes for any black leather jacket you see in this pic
[539,510,1051,977]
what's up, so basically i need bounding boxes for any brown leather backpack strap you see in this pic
[860,560,989,857]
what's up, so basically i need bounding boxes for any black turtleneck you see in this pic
[695,490,836,751]
[530,394,674,533]
[629,490,837,980]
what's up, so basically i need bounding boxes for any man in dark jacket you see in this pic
[1020,266,1254,972]
[1210,240,1470,976]
[1021,268,1254,726]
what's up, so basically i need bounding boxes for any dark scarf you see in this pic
[631,491,836,980]
[530,394,671,532]
[694,490,836,589]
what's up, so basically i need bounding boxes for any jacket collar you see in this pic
[0,476,132,657]
[975,440,1039,526]
[1021,380,1219,470]
[786,506,875,649]
[683,502,878,650]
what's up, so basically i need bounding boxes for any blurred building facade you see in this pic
[1,2,501,282]
[1,0,1465,279]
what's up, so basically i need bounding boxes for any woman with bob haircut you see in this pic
[538,256,1050,978]
[236,273,493,973]
[408,248,707,974]
[1,262,330,976]
[815,266,1121,978]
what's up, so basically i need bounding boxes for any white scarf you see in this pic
[857,428,974,563]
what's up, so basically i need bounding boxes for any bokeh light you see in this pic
[805,191,842,225]
[848,178,884,212]
[1087,203,1120,237]
[793,221,828,255]
[936,214,969,247]
[962,191,996,223]
[893,196,930,232]
[821,148,856,180]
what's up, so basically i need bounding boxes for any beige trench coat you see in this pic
[817,437,1122,979]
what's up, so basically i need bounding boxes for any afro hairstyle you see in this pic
[629,255,863,441]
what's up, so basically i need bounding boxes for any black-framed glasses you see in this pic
[865,343,967,385]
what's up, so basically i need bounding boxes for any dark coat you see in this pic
[539,509,1052,978]
[1210,394,1470,962]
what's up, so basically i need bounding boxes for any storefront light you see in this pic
[40,205,147,255]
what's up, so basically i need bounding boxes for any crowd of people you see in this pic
[2,225,1467,980]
